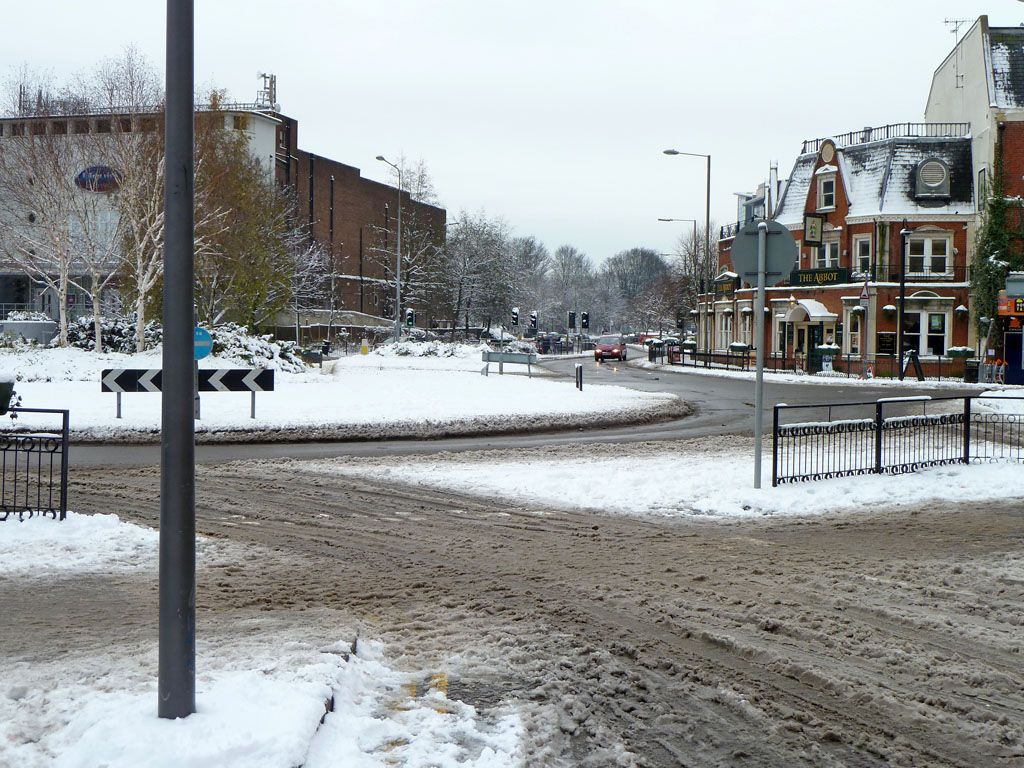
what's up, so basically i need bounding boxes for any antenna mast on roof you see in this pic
[944,18,972,89]
[256,72,279,111]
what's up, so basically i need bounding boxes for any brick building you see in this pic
[698,125,976,376]
[926,16,1024,381]
[0,94,445,336]
[271,111,446,328]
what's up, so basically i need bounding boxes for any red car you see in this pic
[594,334,627,362]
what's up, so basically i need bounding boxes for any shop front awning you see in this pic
[783,299,838,323]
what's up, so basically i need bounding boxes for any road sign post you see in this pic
[730,219,798,489]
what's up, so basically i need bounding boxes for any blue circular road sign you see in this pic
[194,327,213,360]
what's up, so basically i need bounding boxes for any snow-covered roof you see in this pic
[784,299,837,322]
[773,154,817,227]
[774,136,974,226]
[989,27,1024,109]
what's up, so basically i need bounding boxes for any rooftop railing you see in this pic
[801,123,971,155]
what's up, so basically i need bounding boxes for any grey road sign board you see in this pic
[730,220,798,287]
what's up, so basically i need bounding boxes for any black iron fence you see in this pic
[673,350,973,380]
[772,396,1024,486]
[800,122,970,154]
[1,408,69,521]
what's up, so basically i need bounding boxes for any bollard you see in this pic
[575,363,583,391]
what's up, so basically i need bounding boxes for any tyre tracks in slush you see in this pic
[71,462,1024,767]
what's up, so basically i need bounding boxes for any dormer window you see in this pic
[915,158,950,198]
[815,166,837,211]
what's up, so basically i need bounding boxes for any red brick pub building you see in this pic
[697,125,976,377]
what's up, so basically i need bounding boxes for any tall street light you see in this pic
[657,217,698,247]
[663,149,711,277]
[376,155,403,342]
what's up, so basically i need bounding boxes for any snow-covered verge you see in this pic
[333,341,544,375]
[0,514,524,767]
[7,367,683,444]
[974,390,1024,415]
[311,437,1024,519]
[0,344,316,384]
[632,358,1016,391]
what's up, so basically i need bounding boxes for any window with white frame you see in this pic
[816,238,839,269]
[740,312,752,345]
[900,310,948,356]
[716,311,733,349]
[817,176,835,210]
[853,236,871,276]
[906,234,951,276]
[846,311,862,354]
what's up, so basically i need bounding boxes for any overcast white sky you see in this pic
[4,1,1019,263]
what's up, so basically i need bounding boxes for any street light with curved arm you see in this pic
[376,155,403,342]
[663,149,711,277]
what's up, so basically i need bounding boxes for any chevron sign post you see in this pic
[101,369,274,419]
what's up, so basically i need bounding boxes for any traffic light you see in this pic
[405,308,415,327]
[568,311,576,329]
[530,311,538,329]
[676,310,685,330]
[581,311,589,330]
[511,307,519,327]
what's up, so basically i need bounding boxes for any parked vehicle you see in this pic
[594,334,627,362]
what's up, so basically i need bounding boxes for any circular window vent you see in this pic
[919,160,947,187]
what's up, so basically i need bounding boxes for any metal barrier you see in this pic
[772,396,1024,486]
[1,408,70,521]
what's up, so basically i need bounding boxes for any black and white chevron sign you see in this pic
[101,369,162,393]
[198,369,274,392]
[101,369,274,393]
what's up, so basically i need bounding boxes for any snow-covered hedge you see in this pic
[64,316,163,353]
[373,341,486,358]
[816,343,841,352]
[208,323,306,373]
[5,311,51,322]
[946,346,974,358]
[502,339,537,354]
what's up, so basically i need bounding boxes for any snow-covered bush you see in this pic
[64,316,162,353]
[502,339,537,354]
[728,342,750,352]
[5,310,50,322]
[209,323,306,373]
[373,341,484,359]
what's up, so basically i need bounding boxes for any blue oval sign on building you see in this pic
[194,327,213,361]
[74,165,122,193]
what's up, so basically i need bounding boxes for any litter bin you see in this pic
[666,340,681,364]
[964,358,980,384]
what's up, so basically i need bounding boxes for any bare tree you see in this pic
[0,126,80,345]
[441,210,510,333]
[371,155,445,322]
[670,221,720,315]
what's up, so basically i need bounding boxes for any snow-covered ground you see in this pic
[973,389,1024,414]
[312,437,1024,518]
[0,513,523,767]
[633,357,1013,390]
[1,344,678,441]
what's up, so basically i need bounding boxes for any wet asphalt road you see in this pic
[70,352,973,468]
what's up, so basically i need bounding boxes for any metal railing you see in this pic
[1,408,69,521]
[851,263,970,284]
[800,123,971,154]
[772,396,1024,486]
[720,221,742,240]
